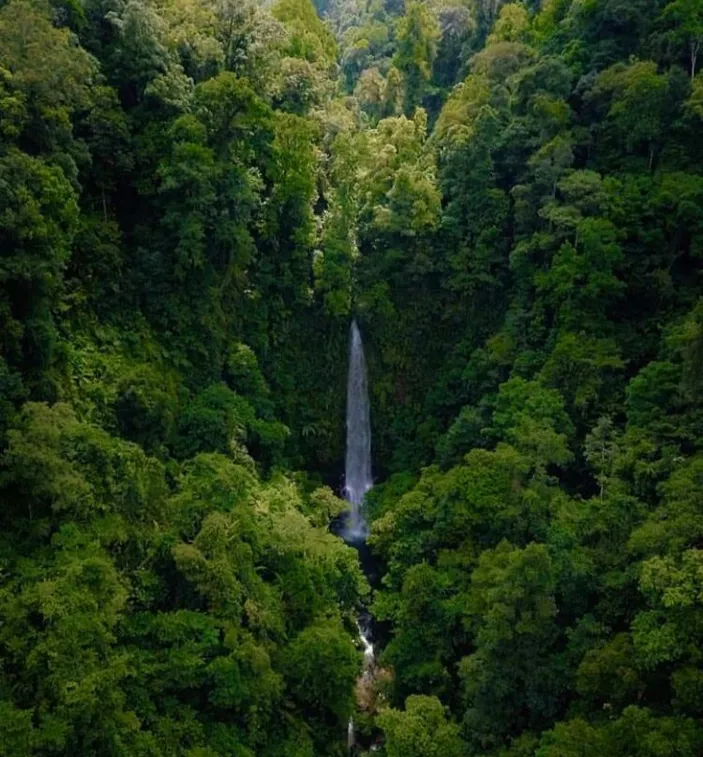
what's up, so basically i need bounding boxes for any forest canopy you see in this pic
[2,0,703,755]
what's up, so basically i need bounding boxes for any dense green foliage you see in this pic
[330,0,703,755]
[4,0,703,755]
[0,0,365,753]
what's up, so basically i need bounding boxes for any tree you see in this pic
[273,0,337,67]
[281,618,361,730]
[538,709,703,757]
[0,150,79,376]
[489,378,574,467]
[539,334,623,423]
[0,0,97,136]
[459,541,563,751]
[377,695,466,757]
[487,3,529,44]
[584,416,619,499]
[661,0,703,79]
[394,2,440,114]
[589,62,672,168]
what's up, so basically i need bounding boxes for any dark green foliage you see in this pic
[0,407,365,755]
[4,0,703,755]
[0,1,364,754]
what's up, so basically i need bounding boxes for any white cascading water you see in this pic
[343,320,376,754]
[348,616,377,754]
[343,320,372,541]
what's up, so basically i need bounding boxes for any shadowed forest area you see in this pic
[2,0,703,754]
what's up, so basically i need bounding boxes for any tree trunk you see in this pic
[692,40,699,80]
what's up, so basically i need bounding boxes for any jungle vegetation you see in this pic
[2,0,703,755]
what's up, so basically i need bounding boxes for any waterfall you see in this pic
[343,320,372,541]
[343,320,376,755]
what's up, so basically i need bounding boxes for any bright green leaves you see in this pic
[192,71,272,157]
[273,0,337,113]
[538,707,703,757]
[369,444,563,713]
[0,522,132,755]
[540,334,624,421]
[630,548,703,679]
[158,72,270,281]
[488,3,530,45]
[0,150,79,276]
[1,402,167,522]
[106,0,191,108]
[340,108,443,451]
[661,0,703,79]
[0,0,96,125]
[0,2,99,382]
[265,112,318,303]
[150,71,280,381]
[0,701,34,757]
[463,541,558,656]
[175,384,253,461]
[377,695,465,757]
[588,61,685,168]
[434,73,493,147]
[0,2,364,754]
[0,68,28,142]
[394,2,440,115]
[168,452,258,538]
[316,167,358,317]
[0,402,365,755]
[273,0,337,67]
[206,638,283,738]
[370,443,538,582]
[375,562,456,698]
[158,115,217,276]
[490,377,573,466]
[536,218,624,328]
[281,617,361,723]
[359,110,440,239]
[633,549,703,668]
[384,160,442,237]
[333,0,703,754]
[628,452,703,559]
[525,170,625,333]
[7,0,703,754]
[369,374,575,715]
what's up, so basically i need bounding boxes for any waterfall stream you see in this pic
[343,320,377,754]
[343,320,372,542]
[348,614,376,754]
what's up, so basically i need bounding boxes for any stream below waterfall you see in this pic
[347,612,376,754]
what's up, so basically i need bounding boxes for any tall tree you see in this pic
[394,2,440,114]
